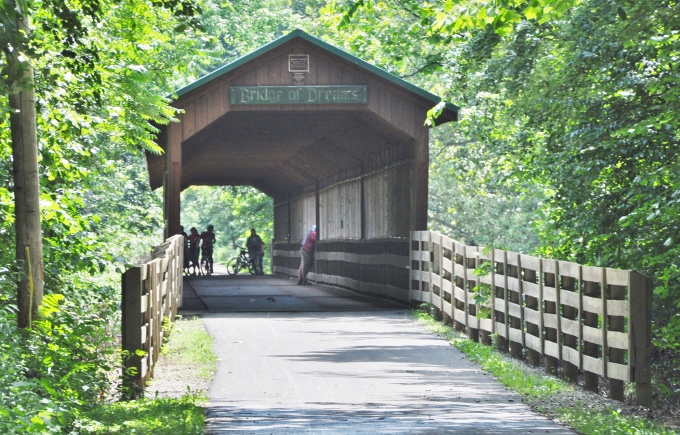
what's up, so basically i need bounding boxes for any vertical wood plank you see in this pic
[164,123,182,238]
[122,266,143,387]
[414,115,428,231]
[630,271,652,406]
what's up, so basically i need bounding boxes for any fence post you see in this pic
[630,271,652,406]
[608,279,627,401]
[122,266,143,388]
[583,274,601,393]
[524,264,541,367]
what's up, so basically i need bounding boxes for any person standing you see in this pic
[200,224,216,274]
[298,225,316,285]
[188,227,201,275]
[246,228,265,275]
[180,226,189,273]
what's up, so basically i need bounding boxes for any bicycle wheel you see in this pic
[247,261,256,275]
[227,258,241,275]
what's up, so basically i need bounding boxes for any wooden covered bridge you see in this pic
[124,30,652,408]
[145,29,457,300]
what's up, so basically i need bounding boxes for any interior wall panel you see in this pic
[320,179,361,240]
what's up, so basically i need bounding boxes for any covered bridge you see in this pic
[145,29,458,301]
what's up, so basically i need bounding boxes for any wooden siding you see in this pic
[274,201,290,242]
[320,178,361,240]
[272,238,410,302]
[291,193,316,243]
[364,162,411,238]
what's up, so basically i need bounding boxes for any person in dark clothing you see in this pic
[200,224,216,274]
[187,227,201,275]
[180,226,189,272]
[246,228,265,275]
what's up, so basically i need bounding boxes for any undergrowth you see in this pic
[75,394,204,434]
[160,317,217,381]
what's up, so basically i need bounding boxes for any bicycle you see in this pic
[226,246,257,275]
[200,244,213,276]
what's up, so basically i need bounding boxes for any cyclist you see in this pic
[246,228,264,275]
[200,224,216,274]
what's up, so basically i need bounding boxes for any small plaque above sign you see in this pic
[230,86,368,105]
[289,54,309,72]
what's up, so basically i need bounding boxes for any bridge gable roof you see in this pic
[173,29,458,117]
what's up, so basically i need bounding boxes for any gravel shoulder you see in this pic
[146,317,213,400]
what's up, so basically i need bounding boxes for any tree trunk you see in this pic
[8,14,44,328]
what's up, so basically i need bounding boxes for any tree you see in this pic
[2,4,44,328]
[0,0,207,327]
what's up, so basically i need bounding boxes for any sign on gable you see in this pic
[230,86,368,105]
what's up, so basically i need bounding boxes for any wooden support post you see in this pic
[315,182,320,239]
[177,236,183,310]
[525,268,541,366]
[539,266,560,375]
[122,266,143,388]
[608,283,626,401]
[562,274,580,383]
[509,255,523,359]
[164,123,182,239]
[630,271,652,406]
[360,163,366,240]
[583,279,600,392]
[287,193,292,244]
[467,250,479,342]
[413,124,429,231]
[499,251,509,352]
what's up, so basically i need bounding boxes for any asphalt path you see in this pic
[181,275,573,434]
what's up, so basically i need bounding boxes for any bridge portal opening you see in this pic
[180,185,274,272]
[146,30,457,302]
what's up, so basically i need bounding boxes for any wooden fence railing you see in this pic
[122,234,184,389]
[410,230,652,406]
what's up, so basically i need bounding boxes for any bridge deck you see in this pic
[181,273,407,313]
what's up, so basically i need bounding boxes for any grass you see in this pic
[558,407,676,435]
[413,308,677,435]
[78,316,216,434]
[160,316,218,381]
[75,395,205,434]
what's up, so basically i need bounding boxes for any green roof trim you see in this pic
[172,29,458,114]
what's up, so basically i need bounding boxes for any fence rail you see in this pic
[122,234,184,389]
[410,230,652,406]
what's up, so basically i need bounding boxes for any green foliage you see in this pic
[0,286,119,433]
[159,317,217,381]
[77,394,205,434]
[454,337,567,397]
[556,407,677,435]
[181,186,273,266]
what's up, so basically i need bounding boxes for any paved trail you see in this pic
[182,276,572,434]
